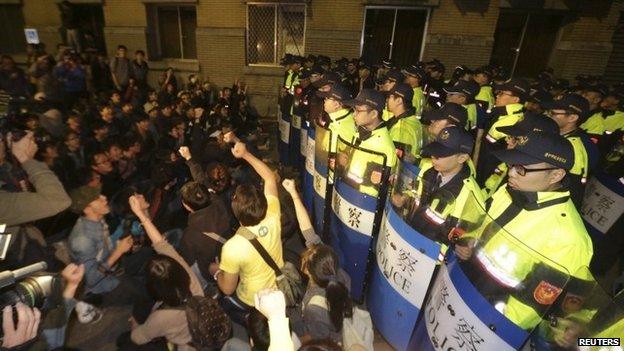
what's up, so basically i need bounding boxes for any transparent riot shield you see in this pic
[409,193,572,351]
[368,160,442,350]
[302,122,315,214]
[290,112,302,168]
[330,136,390,302]
[530,267,624,351]
[313,122,333,236]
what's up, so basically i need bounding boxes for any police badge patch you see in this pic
[533,280,563,305]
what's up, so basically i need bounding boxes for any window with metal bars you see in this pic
[246,3,306,66]
[146,4,197,60]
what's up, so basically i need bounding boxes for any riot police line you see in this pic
[279,100,624,350]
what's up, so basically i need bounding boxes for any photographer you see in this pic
[0,263,88,350]
[0,131,71,227]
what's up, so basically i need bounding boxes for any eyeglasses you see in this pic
[546,110,570,118]
[509,164,559,176]
[354,107,371,114]
[496,91,515,97]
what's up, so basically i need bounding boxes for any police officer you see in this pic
[475,78,529,185]
[525,87,553,114]
[379,69,405,120]
[394,126,483,243]
[422,102,468,140]
[601,88,624,134]
[543,93,599,208]
[482,112,560,198]
[357,62,375,96]
[444,80,482,132]
[580,84,609,141]
[311,71,342,123]
[424,59,446,109]
[316,84,356,154]
[473,66,495,111]
[339,89,397,197]
[385,83,423,161]
[403,64,427,117]
[455,130,593,330]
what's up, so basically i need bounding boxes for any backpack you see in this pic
[184,296,232,350]
[308,295,374,351]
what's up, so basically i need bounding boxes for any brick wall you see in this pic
[17,0,623,116]
[424,0,499,70]
[550,1,624,80]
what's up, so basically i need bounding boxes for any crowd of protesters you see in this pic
[0,33,622,350]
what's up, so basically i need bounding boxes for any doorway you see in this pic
[490,10,563,78]
[69,4,106,53]
[360,7,429,67]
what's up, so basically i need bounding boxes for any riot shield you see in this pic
[409,194,572,351]
[277,104,291,166]
[531,267,624,350]
[368,160,444,350]
[330,136,391,302]
[581,174,624,242]
[302,122,315,214]
[299,118,309,179]
[290,112,303,169]
[313,121,333,236]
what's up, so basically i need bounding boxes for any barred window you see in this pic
[246,3,306,66]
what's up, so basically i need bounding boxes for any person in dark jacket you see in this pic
[178,181,233,287]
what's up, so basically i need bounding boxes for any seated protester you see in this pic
[158,117,185,151]
[103,138,123,165]
[579,84,609,142]
[147,151,188,232]
[209,136,283,325]
[179,181,233,290]
[97,104,124,138]
[83,120,109,159]
[118,136,141,181]
[542,93,599,209]
[59,131,86,188]
[297,244,351,344]
[119,195,231,351]
[89,151,123,198]
[67,186,145,309]
[231,98,260,139]
[35,140,67,188]
[178,147,237,225]
[482,112,560,198]
[158,82,177,108]
[395,126,483,243]
[444,79,482,132]
[220,289,298,351]
[143,89,159,114]
[154,104,177,137]
[385,83,423,161]
[475,78,529,186]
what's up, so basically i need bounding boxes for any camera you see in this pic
[0,262,63,337]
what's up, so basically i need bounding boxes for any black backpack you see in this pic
[184,296,232,350]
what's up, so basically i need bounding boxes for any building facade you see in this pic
[3,0,624,116]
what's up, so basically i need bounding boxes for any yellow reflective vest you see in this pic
[580,112,606,136]
[473,185,593,329]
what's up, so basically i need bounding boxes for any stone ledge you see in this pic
[103,26,146,35]
[306,29,361,41]
[556,40,612,52]
[150,59,200,72]
[426,34,494,46]
[196,27,245,38]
